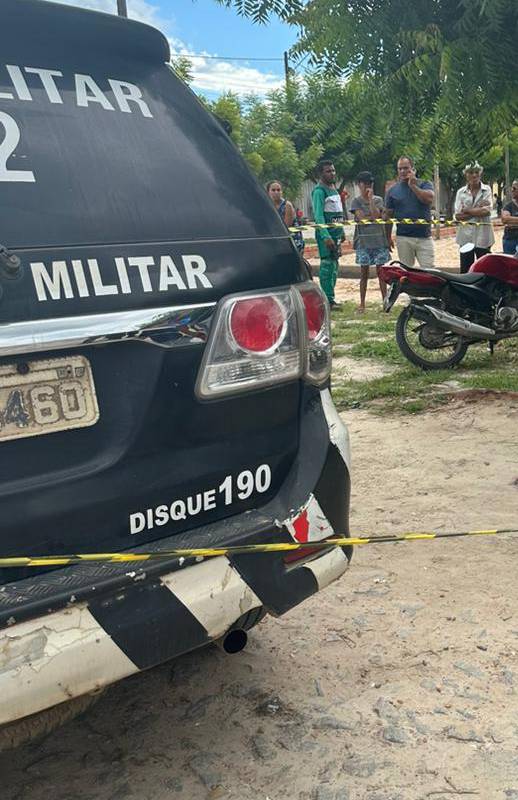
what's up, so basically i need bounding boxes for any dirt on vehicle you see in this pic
[3,398,518,800]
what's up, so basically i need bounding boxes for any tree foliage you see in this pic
[203,78,518,206]
[170,56,194,85]
[205,1,518,205]
[216,0,518,146]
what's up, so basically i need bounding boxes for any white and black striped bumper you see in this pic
[0,547,348,726]
[0,388,351,726]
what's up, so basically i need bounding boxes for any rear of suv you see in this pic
[0,0,351,744]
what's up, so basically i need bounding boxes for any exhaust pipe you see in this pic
[424,305,495,339]
[217,628,248,654]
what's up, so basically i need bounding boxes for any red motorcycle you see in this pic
[379,253,518,370]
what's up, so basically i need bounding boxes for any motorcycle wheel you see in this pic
[395,305,469,370]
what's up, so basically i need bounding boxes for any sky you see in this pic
[43,0,298,97]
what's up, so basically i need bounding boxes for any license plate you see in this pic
[0,355,99,443]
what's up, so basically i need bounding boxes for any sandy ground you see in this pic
[3,398,517,800]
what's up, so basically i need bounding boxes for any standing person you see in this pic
[384,156,435,267]
[266,180,304,255]
[495,194,503,216]
[454,162,494,272]
[311,161,345,307]
[501,179,518,256]
[350,171,391,312]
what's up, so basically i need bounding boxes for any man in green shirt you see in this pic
[311,160,345,306]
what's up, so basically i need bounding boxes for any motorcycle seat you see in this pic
[430,269,487,285]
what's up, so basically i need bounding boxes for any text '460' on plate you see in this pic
[0,355,99,442]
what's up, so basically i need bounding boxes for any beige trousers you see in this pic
[396,236,435,268]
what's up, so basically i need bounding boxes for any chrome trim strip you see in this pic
[0,303,216,357]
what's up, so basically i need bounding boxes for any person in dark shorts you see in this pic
[350,170,391,312]
[502,180,518,256]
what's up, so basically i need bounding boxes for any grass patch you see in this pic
[331,301,395,347]
[330,300,518,413]
[348,338,401,363]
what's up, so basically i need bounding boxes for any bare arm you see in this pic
[353,207,376,221]
[385,221,394,249]
[502,209,518,226]
[353,195,379,222]
[408,178,434,206]
[454,189,464,220]
[283,200,295,228]
[381,199,394,248]
[467,205,491,218]
[457,203,492,220]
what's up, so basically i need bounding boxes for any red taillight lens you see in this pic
[229,296,286,353]
[300,287,326,339]
[196,283,331,399]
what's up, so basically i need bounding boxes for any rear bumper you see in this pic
[0,387,350,726]
[0,548,348,726]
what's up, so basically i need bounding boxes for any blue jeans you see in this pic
[503,238,518,256]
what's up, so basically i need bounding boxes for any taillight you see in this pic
[196,289,301,399]
[297,284,332,384]
[196,282,332,399]
[229,296,287,353]
[300,287,326,339]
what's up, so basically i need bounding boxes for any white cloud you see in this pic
[170,43,283,95]
[43,0,284,96]
[187,59,283,96]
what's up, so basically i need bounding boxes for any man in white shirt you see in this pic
[454,162,494,273]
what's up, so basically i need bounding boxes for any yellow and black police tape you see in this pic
[0,527,516,568]
[288,218,495,233]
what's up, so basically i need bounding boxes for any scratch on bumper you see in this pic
[0,549,348,727]
[0,604,136,726]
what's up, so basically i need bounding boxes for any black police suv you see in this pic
[0,0,351,745]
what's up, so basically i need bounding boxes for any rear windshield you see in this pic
[0,0,284,249]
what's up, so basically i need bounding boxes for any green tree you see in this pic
[170,56,194,85]
[208,90,312,197]
[203,55,513,212]
[257,134,305,196]
[216,0,518,143]
[211,93,242,145]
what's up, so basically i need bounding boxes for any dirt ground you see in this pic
[3,397,517,800]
